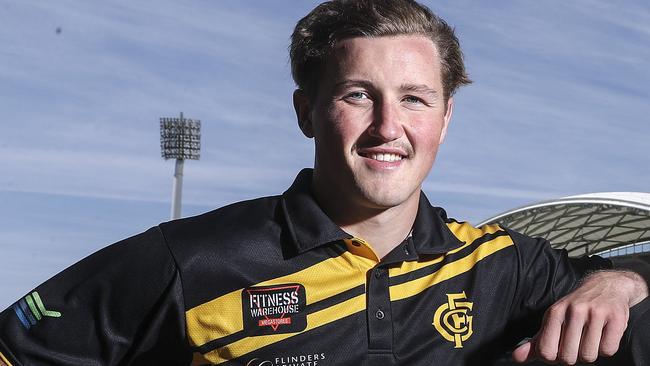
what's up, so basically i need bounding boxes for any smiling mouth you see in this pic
[358,151,407,162]
[369,153,403,162]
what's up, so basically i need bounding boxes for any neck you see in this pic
[312,179,420,259]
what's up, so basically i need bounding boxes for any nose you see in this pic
[368,101,404,142]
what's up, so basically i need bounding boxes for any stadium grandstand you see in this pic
[478,192,650,259]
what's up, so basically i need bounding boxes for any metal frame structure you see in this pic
[477,193,650,257]
[160,112,201,220]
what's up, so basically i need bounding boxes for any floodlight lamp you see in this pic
[160,114,201,160]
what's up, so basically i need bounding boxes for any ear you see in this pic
[439,97,454,144]
[293,89,314,138]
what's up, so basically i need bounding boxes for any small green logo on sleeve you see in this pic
[13,291,62,329]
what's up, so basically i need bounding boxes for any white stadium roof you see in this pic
[478,192,650,257]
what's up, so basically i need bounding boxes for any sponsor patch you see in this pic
[243,284,307,335]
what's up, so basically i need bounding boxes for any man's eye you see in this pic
[346,92,368,100]
[403,95,423,104]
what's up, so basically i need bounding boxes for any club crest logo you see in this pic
[242,284,307,336]
[432,291,474,348]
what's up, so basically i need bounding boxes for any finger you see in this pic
[512,339,534,363]
[536,304,565,362]
[599,311,628,357]
[577,315,604,363]
[557,305,587,365]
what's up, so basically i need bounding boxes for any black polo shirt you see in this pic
[0,169,631,365]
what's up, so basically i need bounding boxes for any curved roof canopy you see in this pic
[478,192,650,257]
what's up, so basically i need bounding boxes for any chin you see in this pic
[357,185,415,210]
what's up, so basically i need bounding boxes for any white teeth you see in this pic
[369,153,403,162]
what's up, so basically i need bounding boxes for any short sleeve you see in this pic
[0,227,191,365]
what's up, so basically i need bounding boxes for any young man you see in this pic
[1,1,648,365]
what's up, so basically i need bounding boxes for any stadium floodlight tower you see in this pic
[160,112,201,220]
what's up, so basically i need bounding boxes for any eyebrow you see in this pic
[332,79,375,91]
[332,80,438,97]
[400,83,438,97]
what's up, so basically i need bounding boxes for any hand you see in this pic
[512,270,648,365]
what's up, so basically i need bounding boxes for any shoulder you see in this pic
[441,210,546,256]
[158,195,285,260]
[160,195,282,234]
[445,218,508,244]
[436,206,515,251]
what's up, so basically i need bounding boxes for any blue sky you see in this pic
[1,0,649,308]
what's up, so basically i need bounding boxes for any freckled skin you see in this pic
[298,36,453,223]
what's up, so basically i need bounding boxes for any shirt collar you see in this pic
[281,169,352,254]
[281,169,464,256]
[410,193,465,255]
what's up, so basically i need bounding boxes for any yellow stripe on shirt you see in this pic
[193,293,366,365]
[388,221,504,277]
[390,234,514,301]
[0,351,13,366]
[186,250,374,347]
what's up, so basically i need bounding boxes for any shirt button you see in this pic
[374,269,383,278]
[404,246,410,255]
[375,309,385,320]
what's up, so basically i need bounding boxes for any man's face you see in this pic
[296,35,453,211]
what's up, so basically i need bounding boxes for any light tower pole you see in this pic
[160,112,201,220]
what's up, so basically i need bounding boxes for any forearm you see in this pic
[614,270,647,306]
[610,256,650,305]
[582,269,649,306]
